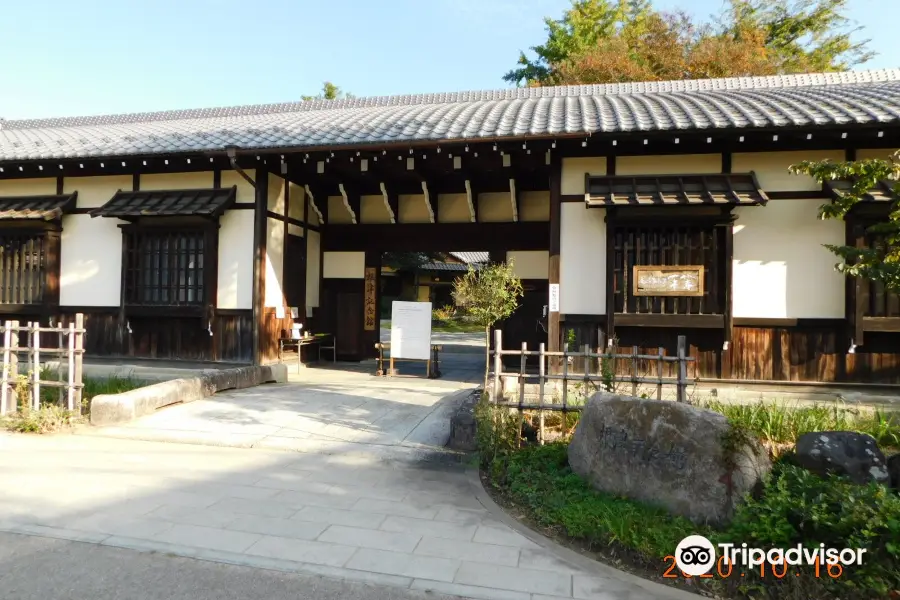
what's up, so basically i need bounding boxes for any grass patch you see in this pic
[501,443,702,559]
[2,373,145,432]
[701,399,900,451]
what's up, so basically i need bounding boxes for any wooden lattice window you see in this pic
[0,231,48,305]
[123,228,207,307]
[611,223,725,315]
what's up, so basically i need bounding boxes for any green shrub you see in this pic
[2,405,79,433]
[720,462,900,598]
[432,305,456,322]
[474,398,520,481]
[502,443,702,560]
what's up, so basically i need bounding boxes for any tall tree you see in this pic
[504,0,871,86]
[789,152,900,291]
[301,82,354,101]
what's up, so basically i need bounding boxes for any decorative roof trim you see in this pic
[586,173,768,207]
[0,192,78,221]
[89,186,237,219]
[4,69,898,131]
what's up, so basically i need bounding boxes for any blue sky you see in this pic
[0,0,896,120]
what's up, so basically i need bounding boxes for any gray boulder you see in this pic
[568,394,770,526]
[887,453,900,490]
[796,431,889,485]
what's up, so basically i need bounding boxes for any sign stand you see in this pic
[383,301,435,378]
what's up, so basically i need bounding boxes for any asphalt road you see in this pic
[0,532,461,600]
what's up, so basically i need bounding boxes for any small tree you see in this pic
[452,261,524,387]
[789,151,900,291]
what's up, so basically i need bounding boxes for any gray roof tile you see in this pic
[1,70,899,161]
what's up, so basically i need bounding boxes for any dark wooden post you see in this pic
[548,155,562,372]
[722,217,734,379]
[252,169,268,365]
[363,250,381,359]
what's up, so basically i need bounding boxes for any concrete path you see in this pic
[83,366,480,452]
[0,434,668,600]
[0,531,461,600]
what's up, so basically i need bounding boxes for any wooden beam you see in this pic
[380,182,398,224]
[338,182,359,224]
[722,215,734,378]
[614,313,725,328]
[322,222,549,252]
[509,178,519,222]
[862,317,900,332]
[304,184,326,224]
[421,180,436,223]
[464,179,477,222]
[251,172,267,365]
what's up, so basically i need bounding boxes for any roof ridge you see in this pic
[3,69,899,132]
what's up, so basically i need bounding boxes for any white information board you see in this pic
[548,284,560,313]
[390,301,433,360]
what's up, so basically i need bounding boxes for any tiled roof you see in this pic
[586,173,767,206]
[90,186,236,218]
[0,192,77,220]
[449,251,489,264]
[2,70,900,161]
[825,179,899,202]
[421,262,472,272]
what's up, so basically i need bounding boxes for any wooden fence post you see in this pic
[74,313,84,413]
[676,335,687,403]
[0,321,9,415]
[657,346,664,401]
[492,328,502,403]
[67,322,76,411]
[538,342,545,445]
[631,345,639,397]
[561,343,568,412]
[31,321,40,410]
[9,321,18,412]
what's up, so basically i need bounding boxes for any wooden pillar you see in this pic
[605,210,616,349]
[722,217,734,379]
[548,156,562,368]
[252,169,267,365]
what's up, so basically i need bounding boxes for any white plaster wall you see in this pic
[265,217,285,307]
[399,194,431,223]
[63,175,133,207]
[306,230,321,308]
[59,214,122,306]
[617,154,721,176]
[732,150,843,191]
[0,178,58,196]
[361,195,391,223]
[561,157,606,195]
[327,196,353,224]
[268,173,286,215]
[733,200,844,318]
[520,191,550,221]
[439,193,471,223]
[220,170,256,204]
[560,203,606,314]
[478,192,513,222]
[857,148,899,160]
[217,209,254,310]
[140,172,214,190]
[507,251,549,279]
[323,251,364,279]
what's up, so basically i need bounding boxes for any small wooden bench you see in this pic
[279,334,334,369]
[374,342,442,379]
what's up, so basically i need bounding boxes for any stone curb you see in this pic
[89,364,288,426]
[466,468,702,600]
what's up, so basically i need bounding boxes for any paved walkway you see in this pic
[85,362,481,452]
[0,434,668,600]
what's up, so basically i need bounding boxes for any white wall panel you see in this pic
[60,215,122,306]
[732,150,842,191]
[217,209,254,310]
[561,157,606,195]
[560,203,606,315]
[323,251,364,279]
[63,176,132,208]
[733,200,844,318]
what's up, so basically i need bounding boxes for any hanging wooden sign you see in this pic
[364,267,377,330]
[633,265,704,297]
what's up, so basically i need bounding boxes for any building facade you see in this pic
[0,70,899,382]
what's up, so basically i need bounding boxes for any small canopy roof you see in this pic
[0,192,77,220]
[90,186,236,218]
[585,173,768,207]
[825,179,899,203]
